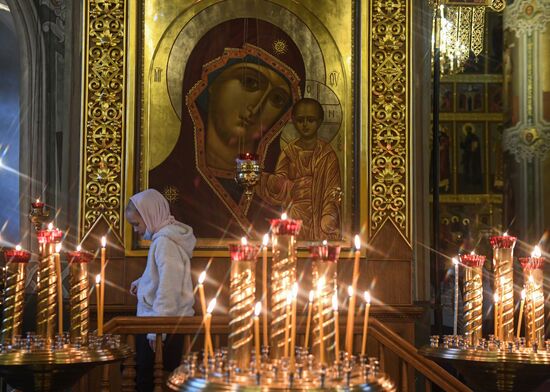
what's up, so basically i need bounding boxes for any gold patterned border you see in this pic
[368,0,412,245]
[79,0,127,240]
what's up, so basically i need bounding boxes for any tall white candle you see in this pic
[452,257,459,335]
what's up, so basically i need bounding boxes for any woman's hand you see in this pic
[130,281,138,296]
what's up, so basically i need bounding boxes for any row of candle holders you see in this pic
[430,334,550,354]
[0,332,122,353]
[169,347,395,391]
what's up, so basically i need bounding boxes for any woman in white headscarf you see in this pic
[126,188,195,392]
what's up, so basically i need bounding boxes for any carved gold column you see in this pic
[1,248,30,343]
[459,253,485,348]
[310,243,340,365]
[227,243,258,370]
[269,217,301,359]
[490,235,516,341]
[519,252,545,347]
[68,250,92,341]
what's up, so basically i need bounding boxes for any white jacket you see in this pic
[134,222,196,318]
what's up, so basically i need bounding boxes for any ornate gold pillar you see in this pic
[502,0,550,239]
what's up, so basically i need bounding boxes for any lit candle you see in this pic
[517,289,526,338]
[289,283,298,370]
[204,298,216,370]
[452,257,459,336]
[100,236,106,332]
[197,270,207,315]
[493,293,499,338]
[254,302,262,372]
[262,233,269,348]
[55,243,63,335]
[529,275,536,344]
[281,212,288,220]
[95,274,102,336]
[32,197,44,209]
[317,276,326,364]
[346,235,361,354]
[241,236,247,246]
[333,293,340,361]
[361,291,371,357]
[284,291,292,358]
[304,290,314,350]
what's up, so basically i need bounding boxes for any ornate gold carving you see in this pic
[369,0,411,243]
[80,0,126,237]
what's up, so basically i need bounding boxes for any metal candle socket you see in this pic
[310,244,341,364]
[228,244,259,370]
[460,254,485,347]
[269,217,301,358]
[490,236,516,341]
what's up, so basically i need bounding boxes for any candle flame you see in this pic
[532,245,542,258]
[254,302,262,316]
[470,250,476,255]
[207,298,216,314]
[503,231,508,236]
[281,212,288,220]
[521,289,526,299]
[332,294,338,311]
[76,245,82,252]
[452,257,459,265]
[354,234,361,250]
[198,270,206,284]
[308,290,314,302]
[15,244,21,251]
[262,233,269,246]
[286,291,293,305]
[528,275,534,284]
[47,223,54,230]
[348,285,354,297]
[494,293,499,303]
[101,236,107,248]
[292,283,298,298]
[322,239,328,246]
[240,237,247,246]
[95,274,101,284]
[364,291,371,304]
[317,276,326,292]
[55,243,62,253]
[36,198,40,203]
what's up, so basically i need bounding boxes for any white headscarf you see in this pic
[129,189,176,240]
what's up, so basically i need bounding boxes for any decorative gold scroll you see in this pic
[368,0,412,244]
[80,0,127,240]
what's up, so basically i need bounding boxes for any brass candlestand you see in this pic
[519,256,545,347]
[228,244,259,370]
[310,244,340,364]
[460,254,485,347]
[269,218,301,358]
[36,241,57,341]
[1,250,30,343]
[490,236,516,341]
[68,251,92,341]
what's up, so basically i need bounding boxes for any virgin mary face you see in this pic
[207,62,292,147]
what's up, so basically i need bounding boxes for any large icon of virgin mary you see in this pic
[150,19,306,240]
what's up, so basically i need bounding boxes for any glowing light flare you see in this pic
[95,274,101,284]
[291,283,298,299]
[452,257,459,265]
[198,270,206,285]
[528,275,534,284]
[55,243,62,253]
[47,223,54,230]
[532,245,542,258]
[262,233,269,246]
[15,244,21,251]
[254,301,262,317]
[521,289,527,300]
[281,212,287,220]
[76,245,82,252]
[348,285,354,297]
[240,237,247,246]
[493,293,499,303]
[317,276,326,293]
[207,298,216,314]
[332,294,339,311]
[101,236,107,248]
[322,239,327,246]
[308,290,314,303]
[354,234,361,250]
[470,250,476,256]
[364,291,371,304]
